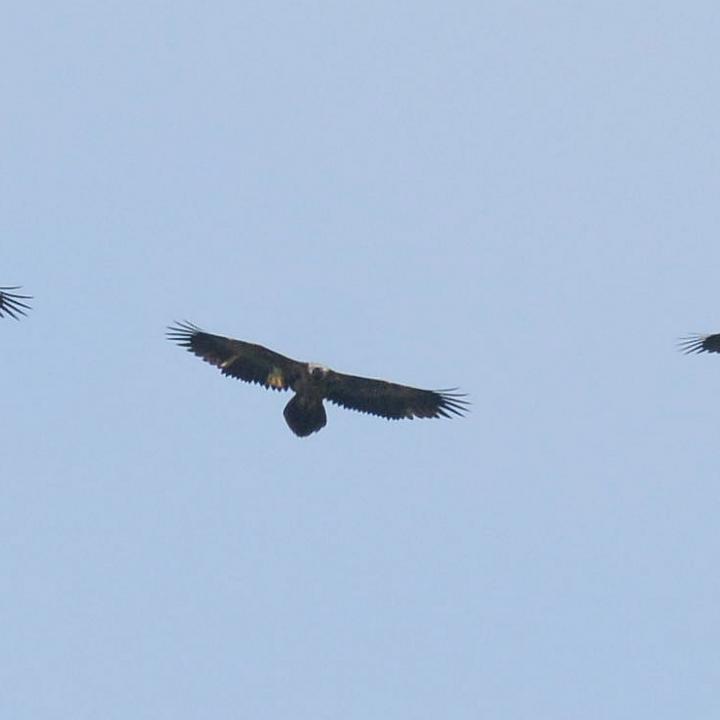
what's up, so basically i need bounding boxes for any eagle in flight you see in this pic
[0,287,32,320]
[679,334,720,355]
[167,321,469,437]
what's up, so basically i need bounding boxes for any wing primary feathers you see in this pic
[678,334,720,355]
[166,320,203,346]
[0,286,32,319]
[432,389,471,418]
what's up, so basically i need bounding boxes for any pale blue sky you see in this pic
[3,2,720,718]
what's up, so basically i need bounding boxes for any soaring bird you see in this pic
[679,334,720,355]
[167,321,469,437]
[0,287,32,319]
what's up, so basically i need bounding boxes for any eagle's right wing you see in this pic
[167,321,304,390]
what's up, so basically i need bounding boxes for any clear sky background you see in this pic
[3,2,719,718]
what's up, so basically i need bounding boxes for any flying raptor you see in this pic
[0,287,32,320]
[167,321,469,437]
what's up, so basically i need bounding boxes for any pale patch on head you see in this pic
[307,362,329,377]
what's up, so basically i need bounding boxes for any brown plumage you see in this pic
[167,321,469,437]
[0,287,32,320]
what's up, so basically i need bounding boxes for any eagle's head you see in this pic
[307,363,329,379]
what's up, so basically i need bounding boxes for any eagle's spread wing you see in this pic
[167,321,304,390]
[678,334,720,355]
[0,287,32,319]
[324,370,469,420]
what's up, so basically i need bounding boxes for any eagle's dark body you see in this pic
[0,287,31,319]
[167,321,468,436]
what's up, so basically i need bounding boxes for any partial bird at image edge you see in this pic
[678,333,720,355]
[0,287,32,320]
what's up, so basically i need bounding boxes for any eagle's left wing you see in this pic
[324,370,468,421]
[0,287,32,319]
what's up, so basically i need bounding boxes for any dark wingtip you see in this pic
[436,389,470,418]
[0,286,33,320]
[678,334,713,355]
[166,320,203,347]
